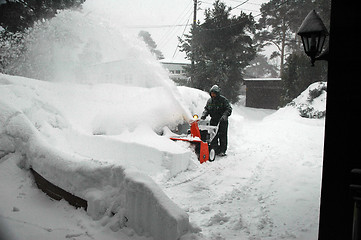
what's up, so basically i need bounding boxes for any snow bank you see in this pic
[177,86,210,116]
[0,73,192,239]
[125,170,189,240]
[0,2,204,237]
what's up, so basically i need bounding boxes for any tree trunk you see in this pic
[280,18,287,76]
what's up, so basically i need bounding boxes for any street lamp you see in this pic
[297,10,329,66]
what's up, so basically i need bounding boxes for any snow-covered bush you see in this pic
[288,82,327,119]
[294,103,326,119]
[308,83,327,103]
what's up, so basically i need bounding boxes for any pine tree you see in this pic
[0,0,85,33]
[256,0,315,75]
[179,0,256,103]
[138,30,164,60]
[281,52,328,105]
[244,54,278,78]
[278,0,331,106]
[0,0,86,74]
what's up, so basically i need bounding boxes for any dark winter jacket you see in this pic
[202,85,232,125]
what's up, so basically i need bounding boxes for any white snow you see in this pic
[0,72,325,240]
[0,1,326,239]
[0,73,193,240]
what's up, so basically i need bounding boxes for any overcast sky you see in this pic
[83,0,269,63]
[0,0,268,62]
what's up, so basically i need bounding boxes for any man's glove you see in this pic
[220,115,228,122]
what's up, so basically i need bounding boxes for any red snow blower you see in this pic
[170,115,219,163]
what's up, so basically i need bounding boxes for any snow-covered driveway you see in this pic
[162,106,325,240]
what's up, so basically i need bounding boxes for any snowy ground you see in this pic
[165,104,325,240]
[0,2,325,238]
[0,75,325,240]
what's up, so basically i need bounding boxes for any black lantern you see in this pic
[297,10,329,66]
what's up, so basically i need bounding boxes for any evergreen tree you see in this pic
[138,30,164,60]
[281,52,328,105]
[0,0,86,74]
[179,0,256,103]
[256,0,316,75]
[244,54,278,78]
[0,0,85,33]
[255,0,331,106]
[278,0,330,106]
[0,1,34,32]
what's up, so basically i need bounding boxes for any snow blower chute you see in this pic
[170,115,219,163]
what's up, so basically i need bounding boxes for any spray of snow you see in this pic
[19,2,192,123]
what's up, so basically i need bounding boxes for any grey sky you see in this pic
[0,0,268,62]
[84,0,268,62]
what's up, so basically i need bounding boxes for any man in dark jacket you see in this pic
[201,85,232,156]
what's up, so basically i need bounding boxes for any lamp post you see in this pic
[297,10,329,66]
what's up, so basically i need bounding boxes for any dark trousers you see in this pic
[210,120,228,154]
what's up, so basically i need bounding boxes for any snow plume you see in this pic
[15,2,192,122]
[18,8,165,86]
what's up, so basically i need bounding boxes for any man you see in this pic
[201,85,232,156]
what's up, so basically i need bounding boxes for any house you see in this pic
[244,78,282,109]
[160,60,190,85]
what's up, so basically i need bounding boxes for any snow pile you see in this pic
[0,77,326,239]
[0,3,206,238]
[177,86,211,116]
[0,73,194,239]
[287,82,327,119]
[124,169,189,239]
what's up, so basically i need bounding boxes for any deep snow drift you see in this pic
[0,73,196,240]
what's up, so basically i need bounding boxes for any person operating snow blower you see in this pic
[201,85,232,156]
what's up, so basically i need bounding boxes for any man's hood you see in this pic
[209,85,221,96]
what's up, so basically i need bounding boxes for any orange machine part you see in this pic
[199,142,209,164]
[190,121,201,138]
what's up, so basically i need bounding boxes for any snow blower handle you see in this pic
[209,121,221,143]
